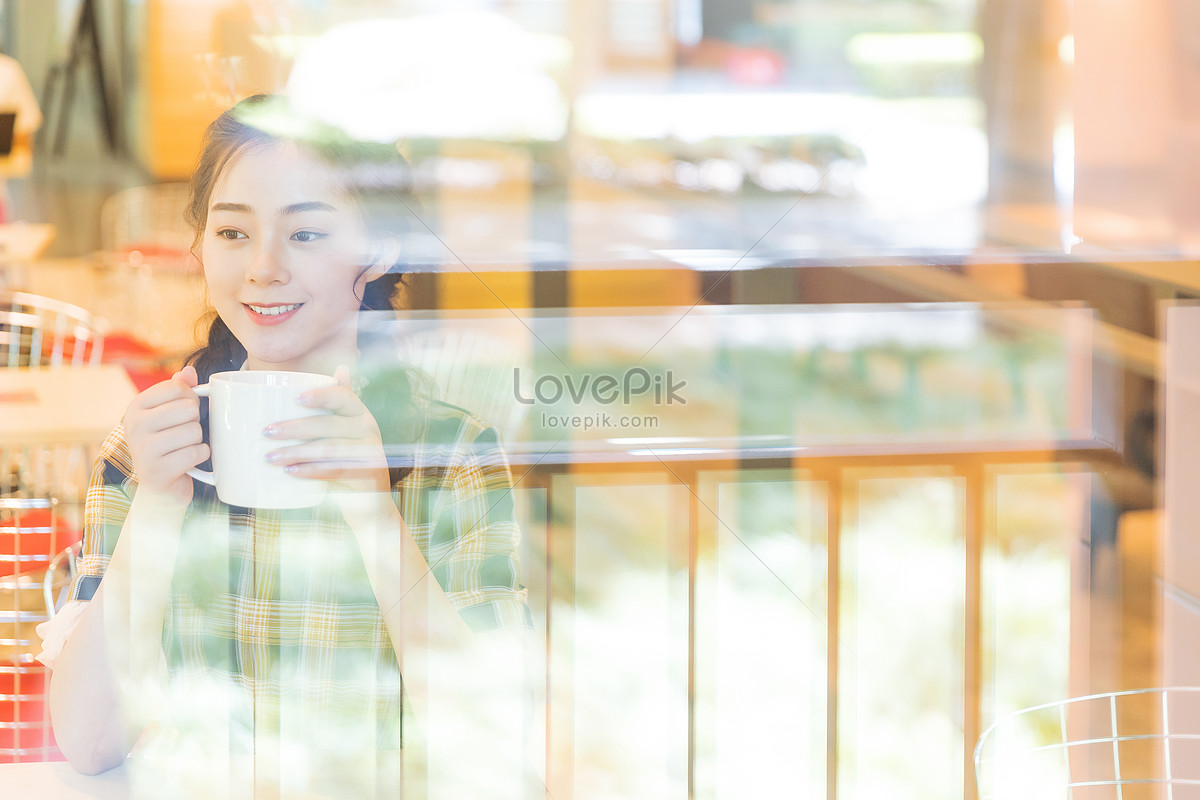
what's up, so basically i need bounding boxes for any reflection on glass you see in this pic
[571,482,688,799]
[986,471,1076,712]
[839,474,963,800]
[378,304,1087,450]
[980,469,1079,794]
[187,0,1068,263]
[514,485,550,781]
[695,474,828,798]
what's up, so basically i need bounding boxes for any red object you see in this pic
[726,47,786,85]
[1,507,72,762]
[100,330,179,391]
[123,366,177,392]
[0,510,79,578]
[36,337,102,366]
[0,662,66,762]
[102,332,159,359]
[118,244,200,271]
[121,244,187,259]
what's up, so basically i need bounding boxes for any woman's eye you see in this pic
[292,230,327,243]
[215,228,247,241]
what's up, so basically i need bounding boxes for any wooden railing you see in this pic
[507,437,1122,800]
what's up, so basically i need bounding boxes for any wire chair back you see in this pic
[0,310,40,368]
[99,182,197,270]
[2,433,98,533]
[975,687,1200,800]
[41,540,79,621]
[0,497,67,762]
[0,497,63,632]
[0,291,104,368]
[0,292,105,523]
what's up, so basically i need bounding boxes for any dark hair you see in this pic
[183,94,416,383]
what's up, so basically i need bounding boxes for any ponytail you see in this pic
[186,313,246,385]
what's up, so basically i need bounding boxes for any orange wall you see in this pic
[140,0,240,178]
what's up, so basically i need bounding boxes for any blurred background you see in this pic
[1,0,1199,798]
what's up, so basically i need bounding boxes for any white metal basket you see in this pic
[975,688,1200,799]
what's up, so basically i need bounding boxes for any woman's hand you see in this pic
[122,365,208,507]
[263,366,392,496]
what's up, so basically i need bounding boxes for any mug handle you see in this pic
[185,383,216,486]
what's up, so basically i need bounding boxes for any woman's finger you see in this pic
[295,384,366,416]
[274,445,389,490]
[266,439,383,470]
[127,368,200,411]
[264,412,374,442]
[141,421,205,461]
[283,461,383,485]
[128,397,201,435]
[176,365,198,387]
[158,443,211,479]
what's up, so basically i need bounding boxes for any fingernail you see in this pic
[296,393,313,405]
[285,465,299,474]
[263,424,280,436]
[266,451,283,464]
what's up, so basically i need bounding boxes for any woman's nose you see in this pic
[246,239,288,284]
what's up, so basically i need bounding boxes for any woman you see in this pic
[39,95,534,796]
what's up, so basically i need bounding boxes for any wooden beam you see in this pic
[858,264,1161,378]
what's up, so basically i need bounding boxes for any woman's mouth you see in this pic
[244,303,302,325]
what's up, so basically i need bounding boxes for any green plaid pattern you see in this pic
[70,400,532,754]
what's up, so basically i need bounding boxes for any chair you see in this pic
[0,292,106,515]
[0,291,105,367]
[99,183,198,271]
[0,497,69,762]
[1,432,98,531]
[0,309,40,369]
[975,687,1200,799]
[42,540,80,621]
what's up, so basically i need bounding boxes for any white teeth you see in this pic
[248,304,300,316]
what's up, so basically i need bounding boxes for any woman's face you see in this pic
[201,142,382,374]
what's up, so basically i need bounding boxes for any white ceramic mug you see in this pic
[187,370,336,509]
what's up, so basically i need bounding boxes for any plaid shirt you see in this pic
[70,398,532,756]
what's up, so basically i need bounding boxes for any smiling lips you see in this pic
[244,302,302,325]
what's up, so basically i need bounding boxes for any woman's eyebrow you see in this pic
[209,201,336,215]
[280,201,336,215]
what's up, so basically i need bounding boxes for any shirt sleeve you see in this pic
[34,599,89,668]
[401,411,534,635]
[36,428,135,668]
[68,426,137,602]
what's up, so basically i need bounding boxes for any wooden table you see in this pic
[0,760,131,799]
[0,752,412,798]
[0,365,134,447]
